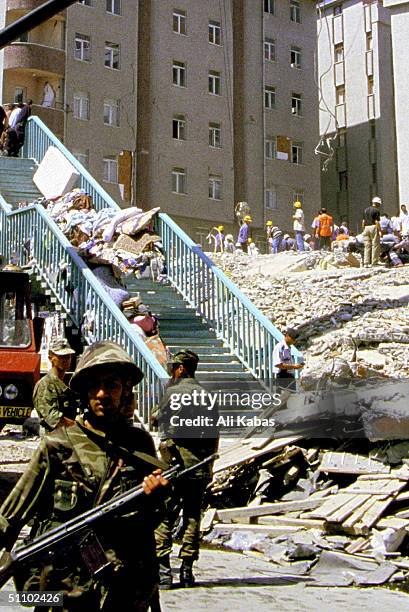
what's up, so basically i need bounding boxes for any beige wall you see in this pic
[64,1,138,206]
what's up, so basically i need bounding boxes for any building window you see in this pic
[292,190,304,205]
[103,156,118,183]
[209,20,221,45]
[74,34,91,62]
[173,114,186,140]
[334,5,343,15]
[366,33,373,51]
[290,46,302,68]
[209,71,221,95]
[265,86,276,109]
[79,0,92,6]
[291,141,303,164]
[173,9,186,35]
[74,150,89,167]
[209,122,221,148]
[104,99,120,126]
[106,0,120,15]
[172,168,186,194]
[334,43,344,63]
[209,174,222,200]
[336,85,345,105]
[265,188,277,210]
[73,92,89,120]
[14,87,26,104]
[264,38,276,61]
[291,92,302,116]
[265,137,276,159]
[290,0,301,23]
[367,76,374,95]
[173,61,186,87]
[264,0,275,15]
[339,170,348,190]
[105,42,120,69]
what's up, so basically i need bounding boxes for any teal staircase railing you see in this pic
[158,215,302,386]
[1,115,301,424]
[1,118,168,424]
[22,116,120,213]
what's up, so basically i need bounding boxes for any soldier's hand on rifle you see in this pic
[142,469,169,495]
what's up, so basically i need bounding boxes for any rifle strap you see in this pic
[77,422,168,471]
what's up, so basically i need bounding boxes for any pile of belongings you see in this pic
[34,188,163,277]
[121,296,170,368]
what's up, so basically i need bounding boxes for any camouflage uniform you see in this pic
[33,372,79,431]
[0,341,164,611]
[154,371,218,564]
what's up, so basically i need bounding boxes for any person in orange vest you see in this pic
[316,207,334,251]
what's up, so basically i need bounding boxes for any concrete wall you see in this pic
[318,0,397,231]
[137,0,235,232]
[64,1,138,206]
[384,0,409,208]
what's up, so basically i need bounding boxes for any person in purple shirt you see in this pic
[236,215,252,253]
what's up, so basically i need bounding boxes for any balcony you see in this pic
[4,42,65,77]
[6,0,65,18]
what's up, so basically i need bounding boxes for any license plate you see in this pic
[0,406,32,419]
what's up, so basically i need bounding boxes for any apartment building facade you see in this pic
[384,0,409,206]
[0,0,321,242]
[317,0,397,231]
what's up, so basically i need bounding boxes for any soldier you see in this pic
[0,340,168,611]
[153,350,219,589]
[33,337,79,431]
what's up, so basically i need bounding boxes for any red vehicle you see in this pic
[0,271,43,430]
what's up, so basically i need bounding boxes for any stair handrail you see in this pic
[0,197,169,423]
[158,213,303,384]
[22,116,120,213]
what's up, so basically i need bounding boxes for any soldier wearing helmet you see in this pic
[236,215,252,253]
[153,349,219,590]
[33,337,79,431]
[0,341,168,611]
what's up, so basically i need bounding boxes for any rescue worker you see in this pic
[272,328,304,389]
[153,350,219,589]
[316,207,334,251]
[362,196,382,266]
[33,337,79,431]
[215,225,225,253]
[0,341,168,611]
[236,215,252,253]
[292,201,305,252]
[266,220,273,252]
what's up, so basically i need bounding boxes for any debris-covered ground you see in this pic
[210,251,409,380]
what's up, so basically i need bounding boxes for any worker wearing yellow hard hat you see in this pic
[237,215,252,252]
[292,201,305,251]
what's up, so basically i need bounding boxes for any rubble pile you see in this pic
[211,251,409,380]
[204,438,409,586]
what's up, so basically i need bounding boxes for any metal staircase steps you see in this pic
[0,157,41,207]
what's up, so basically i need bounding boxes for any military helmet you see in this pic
[168,349,199,369]
[70,340,143,392]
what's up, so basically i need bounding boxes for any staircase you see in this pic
[125,278,264,398]
[1,115,302,425]
[0,157,41,207]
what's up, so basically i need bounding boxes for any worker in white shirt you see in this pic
[272,328,304,387]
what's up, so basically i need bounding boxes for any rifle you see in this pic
[0,453,218,590]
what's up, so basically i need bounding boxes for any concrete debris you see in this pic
[210,252,409,380]
[205,438,409,587]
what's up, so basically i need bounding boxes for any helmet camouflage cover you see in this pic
[70,340,143,393]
